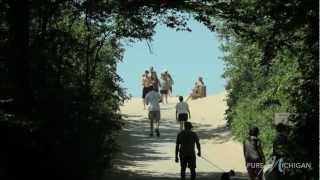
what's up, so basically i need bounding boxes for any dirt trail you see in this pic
[107,92,247,179]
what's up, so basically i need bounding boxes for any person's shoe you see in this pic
[156,129,160,137]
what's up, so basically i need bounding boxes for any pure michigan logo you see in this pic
[269,156,312,174]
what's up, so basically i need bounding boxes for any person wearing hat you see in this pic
[175,122,201,180]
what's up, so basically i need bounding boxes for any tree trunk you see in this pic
[8,0,32,117]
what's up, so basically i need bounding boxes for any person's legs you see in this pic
[149,111,154,136]
[190,168,196,180]
[180,155,187,180]
[178,114,183,131]
[188,156,197,180]
[247,161,263,180]
[180,120,183,131]
[247,167,256,180]
[142,88,146,109]
[155,111,160,136]
[160,92,164,104]
[255,167,263,180]
[180,167,186,180]
[143,99,146,109]
[165,93,168,104]
[156,119,160,132]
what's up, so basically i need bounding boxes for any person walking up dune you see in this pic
[145,86,161,137]
[163,70,174,96]
[142,70,153,109]
[149,66,160,92]
[175,122,201,180]
[176,96,191,131]
[160,73,170,104]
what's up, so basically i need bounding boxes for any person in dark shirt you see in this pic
[175,122,201,180]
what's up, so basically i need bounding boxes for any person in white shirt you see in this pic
[145,87,161,137]
[176,96,191,131]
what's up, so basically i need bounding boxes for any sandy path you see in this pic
[107,92,247,179]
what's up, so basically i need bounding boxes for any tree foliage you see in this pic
[215,0,318,178]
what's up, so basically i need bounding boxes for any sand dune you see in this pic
[112,92,247,179]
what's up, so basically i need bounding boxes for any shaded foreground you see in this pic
[106,94,247,179]
[105,169,248,180]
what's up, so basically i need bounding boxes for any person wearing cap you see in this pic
[175,122,201,180]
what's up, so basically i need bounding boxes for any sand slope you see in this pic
[110,92,247,179]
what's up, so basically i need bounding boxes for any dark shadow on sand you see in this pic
[110,111,244,180]
[114,117,179,167]
[113,117,234,170]
[105,169,248,180]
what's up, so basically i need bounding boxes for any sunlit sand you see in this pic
[114,92,246,178]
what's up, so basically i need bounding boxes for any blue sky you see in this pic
[118,18,226,97]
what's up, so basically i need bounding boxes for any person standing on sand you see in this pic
[175,122,201,180]
[176,96,191,131]
[149,66,160,92]
[160,73,170,104]
[145,86,161,137]
[243,127,265,180]
[164,70,174,96]
[142,70,153,109]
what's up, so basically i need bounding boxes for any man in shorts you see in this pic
[145,86,161,137]
[176,96,191,131]
[175,122,201,180]
[142,70,153,109]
